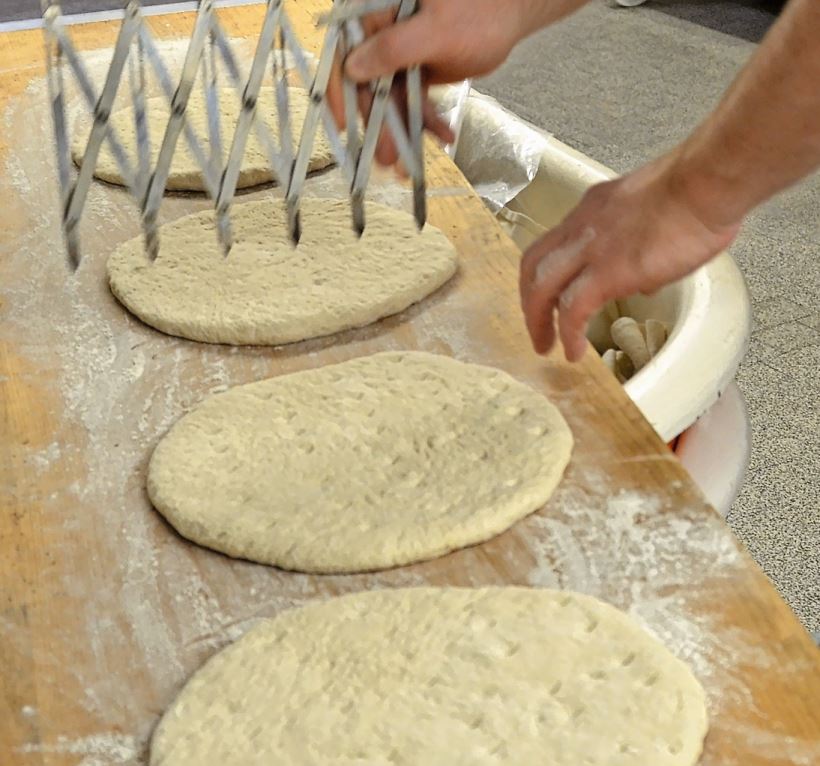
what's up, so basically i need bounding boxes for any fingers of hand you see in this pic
[346,13,438,82]
[355,86,398,166]
[520,226,598,358]
[523,293,557,357]
[356,85,374,130]
[520,228,587,311]
[357,81,451,168]
[558,268,607,362]
[360,9,399,37]
[380,87,454,166]
[327,49,346,130]
[394,158,409,179]
[338,10,453,167]
[375,123,399,166]
[422,97,456,145]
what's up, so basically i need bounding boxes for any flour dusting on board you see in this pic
[3,39,327,762]
[18,733,139,764]
[523,475,819,765]
[3,35,818,766]
[2,42,450,763]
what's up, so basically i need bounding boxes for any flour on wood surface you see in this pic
[523,473,763,744]
[3,42,819,766]
[16,733,139,765]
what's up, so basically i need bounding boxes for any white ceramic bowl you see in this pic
[450,92,751,443]
[446,90,751,512]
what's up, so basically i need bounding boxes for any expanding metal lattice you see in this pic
[41,0,426,269]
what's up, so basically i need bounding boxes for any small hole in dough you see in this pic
[645,671,660,686]
[668,740,683,755]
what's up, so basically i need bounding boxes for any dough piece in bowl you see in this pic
[150,587,709,766]
[73,87,334,191]
[147,351,573,573]
[108,199,458,345]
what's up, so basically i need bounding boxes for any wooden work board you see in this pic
[1,3,818,765]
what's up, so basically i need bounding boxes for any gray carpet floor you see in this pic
[480,0,819,632]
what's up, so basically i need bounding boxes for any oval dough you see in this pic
[151,587,709,766]
[147,351,573,573]
[73,87,334,191]
[108,199,458,345]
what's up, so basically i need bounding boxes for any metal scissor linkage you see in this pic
[41,0,426,270]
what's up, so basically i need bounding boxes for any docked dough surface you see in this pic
[73,87,334,191]
[151,587,709,766]
[108,199,458,345]
[147,352,573,572]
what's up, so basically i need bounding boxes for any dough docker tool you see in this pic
[41,0,427,270]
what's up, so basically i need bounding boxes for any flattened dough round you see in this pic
[151,587,709,766]
[108,199,457,345]
[147,352,573,572]
[73,87,333,191]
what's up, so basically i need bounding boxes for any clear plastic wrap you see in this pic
[433,85,550,213]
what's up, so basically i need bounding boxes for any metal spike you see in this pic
[412,177,426,231]
[406,57,426,230]
[202,28,223,186]
[142,0,215,260]
[286,196,301,245]
[341,23,360,183]
[138,26,219,197]
[214,0,286,255]
[344,17,418,175]
[273,25,294,165]
[279,12,351,179]
[59,0,142,251]
[43,0,430,269]
[351,189,365,238]
[129,19,151,202]
[42,2,77,269]
[208,14,291,189]
[282,13,343,245]
[344,2,424,236]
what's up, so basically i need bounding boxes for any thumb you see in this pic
[345,13,440,82]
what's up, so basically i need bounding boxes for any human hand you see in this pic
[328,0,581,166]
[518,154,742,362]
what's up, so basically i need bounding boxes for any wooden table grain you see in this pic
[1,3,818,765]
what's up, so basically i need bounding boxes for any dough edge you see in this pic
[106,200,459,346]
[146,351,573,573]
[149,587,709,766]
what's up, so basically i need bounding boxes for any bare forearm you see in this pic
[671,0,820,228]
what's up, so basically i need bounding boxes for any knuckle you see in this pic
[583,181,611,206]
[633,252,664,293]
